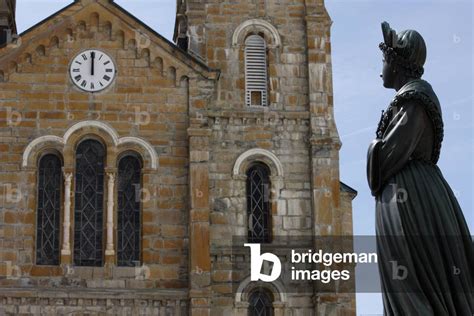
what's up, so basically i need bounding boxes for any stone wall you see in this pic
[0,288,188,315]
[182,0,357,314]
[0,0,217,307]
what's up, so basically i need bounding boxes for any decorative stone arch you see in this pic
[22,121,158,170]
[232,19,282,49]
[64,121,120,146]
[116,137,158,170]
[22,136,64,169]
[233,148,284,202]
[233,148,283,178]
[64,126,117,169]
[234,276,287,315]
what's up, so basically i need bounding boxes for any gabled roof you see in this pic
[107,0,217,78]
[1,0,219,79]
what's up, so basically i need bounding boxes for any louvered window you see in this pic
[245,35,268,107]
[117,154,142,267]
[74,139,105,267]
[247,163,271,243]
[36,154,62,265]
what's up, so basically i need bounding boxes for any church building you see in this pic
[0,0,357,314]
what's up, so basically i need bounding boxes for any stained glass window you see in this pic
[36,154,62,265]
[117,154,142,266]
[248,288,273,316]
[247,163,271,243]
[74,139,105,266]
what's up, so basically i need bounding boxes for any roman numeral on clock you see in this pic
[71,50,115,91]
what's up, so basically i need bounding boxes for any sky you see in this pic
[15,1,473,315]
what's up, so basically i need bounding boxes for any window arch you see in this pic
[36,154,62,265]
[74,139,106,266]
[248,288,274,316]
[245,35,268,107]
[117,153,142,266]
[247,163,271,243]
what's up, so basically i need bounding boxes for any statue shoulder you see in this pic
[393,80,440,110]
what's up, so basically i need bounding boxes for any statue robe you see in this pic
[367,79,474,315]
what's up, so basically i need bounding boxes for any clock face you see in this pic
[69,49,116,92]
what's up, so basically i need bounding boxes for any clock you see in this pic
[69,49,116,92]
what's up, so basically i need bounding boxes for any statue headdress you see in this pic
[379,21,426,78]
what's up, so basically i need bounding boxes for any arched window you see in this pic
[36,154,62,265]
[245,35,268,107]
[117,154,142,266]
[248,288,274,316]
[74,139,105,266]
[247,163,271,243]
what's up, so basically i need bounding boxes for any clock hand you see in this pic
[91,51,95,76]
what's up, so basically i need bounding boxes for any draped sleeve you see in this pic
[367,100,430,196]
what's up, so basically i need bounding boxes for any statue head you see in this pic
[379,22,427,90]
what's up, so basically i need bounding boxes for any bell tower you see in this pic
[0,0,16,46]
[175,0,356,315]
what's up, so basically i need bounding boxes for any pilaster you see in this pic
[188,121,212,316]
[305,2,355,314]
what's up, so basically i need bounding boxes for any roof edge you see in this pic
[19,1,77,37]
[108,0,218,79]
[14,0,219,80]
[340,181,358,199]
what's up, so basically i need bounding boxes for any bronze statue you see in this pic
[367,22,473,315]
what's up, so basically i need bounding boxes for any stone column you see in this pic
[188,120,212,316]
[61,171,73,264]
[105,172,115,262]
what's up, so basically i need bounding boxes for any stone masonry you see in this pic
[0,0,357,315]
